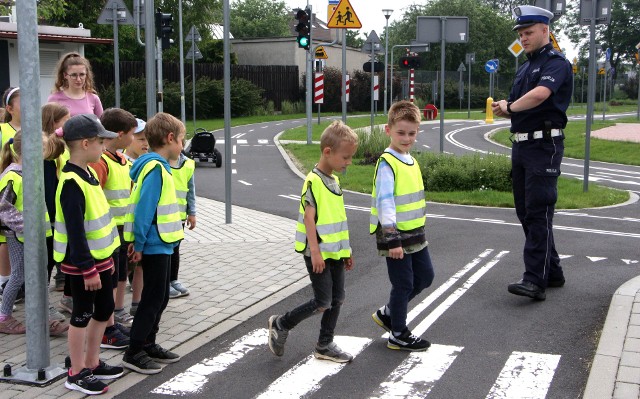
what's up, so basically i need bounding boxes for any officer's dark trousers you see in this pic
[511,136,565,288]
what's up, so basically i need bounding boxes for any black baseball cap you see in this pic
[62,114,118,141]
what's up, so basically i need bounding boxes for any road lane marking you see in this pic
[370,344,464,399]
[258,139,269,144]
[587,256,607,262]
[486,352,560,399]
[238,180,252,186]
[151,328,267,395]
[232,169,237,174]
[232,145,237,155]
[254,336,371,399]
[237,139,248,144]
[232,133,246,139]
[412,251,510,337]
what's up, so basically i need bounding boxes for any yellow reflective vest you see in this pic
[53,167,120,262]
[294,171,351,260]
[0,169,52,242]
[370,152,426,234]
[123,160,184,244]
[171,157,195,221]
[0,123,16,150]
[100,152,131,225]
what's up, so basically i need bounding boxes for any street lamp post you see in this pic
[382,9,393,115]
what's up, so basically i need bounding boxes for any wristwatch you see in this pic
[506,101,515,114]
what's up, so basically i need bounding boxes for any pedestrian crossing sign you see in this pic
[327,0,362,29]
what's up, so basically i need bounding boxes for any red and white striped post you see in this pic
[373,75,379,101]
[409,69,415,102]
[314,72,324,124]
[345,74,350,103]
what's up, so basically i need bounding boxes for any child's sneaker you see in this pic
[49,305,66,322]
[168,284,181,299]
[372,309,392,333]
[114,322,130,337]
[114,309,134,328]
[0,316,26,334]
[101,326,130,349]
[59,295,73,313]
[314,342,353,363]
[144,343,181,363]
[170,280,190,297]
[64,368,108,395]
[122,350,162,374]
[387,329,431,352]
[91,360,124,380]
[267,315,288,357]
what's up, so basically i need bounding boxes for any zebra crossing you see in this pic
[149,249,562,398]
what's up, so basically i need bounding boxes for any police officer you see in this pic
[492,5,572,301]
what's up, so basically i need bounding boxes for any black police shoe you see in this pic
[547,277,565,288]
[508,280,546,301]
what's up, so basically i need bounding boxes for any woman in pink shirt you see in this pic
[48,52,103,117]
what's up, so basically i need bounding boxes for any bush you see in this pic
[281,100,305,114]
[356,126,388,164]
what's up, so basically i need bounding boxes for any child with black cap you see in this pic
[53,113,124,395]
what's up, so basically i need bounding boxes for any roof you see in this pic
[0,21,112,44]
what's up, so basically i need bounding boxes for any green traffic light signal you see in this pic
[294,7,311,50]
[298,36,309,48]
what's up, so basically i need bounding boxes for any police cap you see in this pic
[512,5,554,31]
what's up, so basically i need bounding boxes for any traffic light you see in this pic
[399,56,421,69]
[155,9,173,49]
[295,8,311,50]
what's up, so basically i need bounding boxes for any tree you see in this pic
[229,0,290,38]
[346,30,365,48]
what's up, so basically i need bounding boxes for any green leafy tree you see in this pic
[346,30,365,48]
[229,0,290,38]
[0,0,67,22]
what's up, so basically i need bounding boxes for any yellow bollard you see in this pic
[485,97,494,124]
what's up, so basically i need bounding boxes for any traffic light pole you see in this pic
[145,0,157,118]
[439,17,446,153]
[157,38,163,112]
[306,6,313,145]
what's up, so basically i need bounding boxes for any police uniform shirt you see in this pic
[508,42,572,133]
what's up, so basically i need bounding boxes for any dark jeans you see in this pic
[127,253,171,354]
[110,228,129,287]
[512,137,565,288]
[386,246,434,332]
[170,240,182,282]
[279,256,345,347]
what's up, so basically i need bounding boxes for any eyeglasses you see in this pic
[66,73,87,80]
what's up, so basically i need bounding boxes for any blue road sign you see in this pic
[485,60,498,73]
[605,48,611,61]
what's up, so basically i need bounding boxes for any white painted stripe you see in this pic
[370,344,463,399]
[279,194,300,200]
[262,125,269,129]
[232,159,236,164]
[255,336,371,399]
[237,139,248,144]
[486,351,560,399]
[232,133,246,139]
[422,144,431,149]
[232,169,237,174]
[275,122,283,126]
[622,259,639,264]
[151,328,267,395]
[432,127,439,130]
[249,129,255,132]
[412,251,509,337]
[586,256,607,262]
[238,180,252,186]
[233,145,237,155]
[559,254,573,259]
[258,139,269,144]
[217,139,225,144]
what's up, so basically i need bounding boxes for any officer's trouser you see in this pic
[511,136,565,288]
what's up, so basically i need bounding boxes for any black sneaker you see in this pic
[92,360,124,380]
[64,368,108,395]
[144,343,181,364]
[122,350,162,374]
[101,326,130,349]
[268,315,289,357]
[314,342,353,363]
[114,322,131,337]
[387,329,431,352]
[372,309,392,333]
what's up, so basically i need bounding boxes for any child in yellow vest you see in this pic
[54,114,123,394]
[268,120,357,363]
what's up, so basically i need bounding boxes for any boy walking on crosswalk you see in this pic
[268,120,358,363]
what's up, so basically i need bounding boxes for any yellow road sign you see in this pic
[315,46,328,59]
[549,32,562,53]
[328,5,337,23]
[598,67,605,75]
[636,52,640,64]
[572,65,578,74]
[327,0,362,29]
[508,40,523,57]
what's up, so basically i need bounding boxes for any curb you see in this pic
[583,275,640,399]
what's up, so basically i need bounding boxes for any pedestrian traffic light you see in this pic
[295,8,311,50]
[399,56,421,69]
[155,9,173,49]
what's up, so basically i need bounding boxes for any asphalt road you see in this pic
[118,115,640,399]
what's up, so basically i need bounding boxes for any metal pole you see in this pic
[113,7,120,108]
[179,0,186,124]
[342,29,347,123]
[584,0,597,192]
[602,68,607,120]
[157,38,163,112]
[637,63,640,120]
[318,103,321,124]
[383,15,390,115]
[370,44,375,134]
[581,66,585,105]
[439,17,445,153]
[145,0,156,118]
[17,0,50,371]
[306,7,313,145]
[571,71,575,108]
[390,46,395,108]
[223,0,231,222]
[192,54,196,129]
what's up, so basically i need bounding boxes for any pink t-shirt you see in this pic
[47,91,104,117]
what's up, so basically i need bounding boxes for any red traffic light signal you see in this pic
[399,56,421,69]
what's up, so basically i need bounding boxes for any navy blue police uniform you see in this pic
[508,40,572,291]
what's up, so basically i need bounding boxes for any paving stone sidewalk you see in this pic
[0,196,308,398]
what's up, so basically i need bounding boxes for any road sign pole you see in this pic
[637,63,640,120]
[224,0,232,222]
[468,57,471,118]
[584,0,597,192]
[145,0,156,118]
[306,6,313,145]
[370,43,375,134]
[157,38,163,112]
[342,29,347,123]
[439,17,445,153]
[602,67,607,120]
[179,0,186,124]
[113,6,121,107]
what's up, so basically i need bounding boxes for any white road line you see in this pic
[232,169,237,174]
[151,328,267,395]
[238,180,252,186]
[412,251,510,337]
[486,352,560,399]
[432,127,439,130]
[232,145,237,155]
[249,129,255,132]
[217,139,225,144]
[232,133,246,139]
[258,139,269,144]
[255,336,371,399]
[232,159,236,164]
[276,122,283,126]
[279,194,300,201]
[587,256,607,262]
[452,123,463,126]
[555,212,640,224]
[237,139,248,144]
[262,125,269,129]
[371,344,464,399]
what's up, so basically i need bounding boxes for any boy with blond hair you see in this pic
[370,101,434,351]
[268,120,357,363]
[122,112,185,374]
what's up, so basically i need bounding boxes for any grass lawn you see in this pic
[283,143,630,209]
[490,119,640,166]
